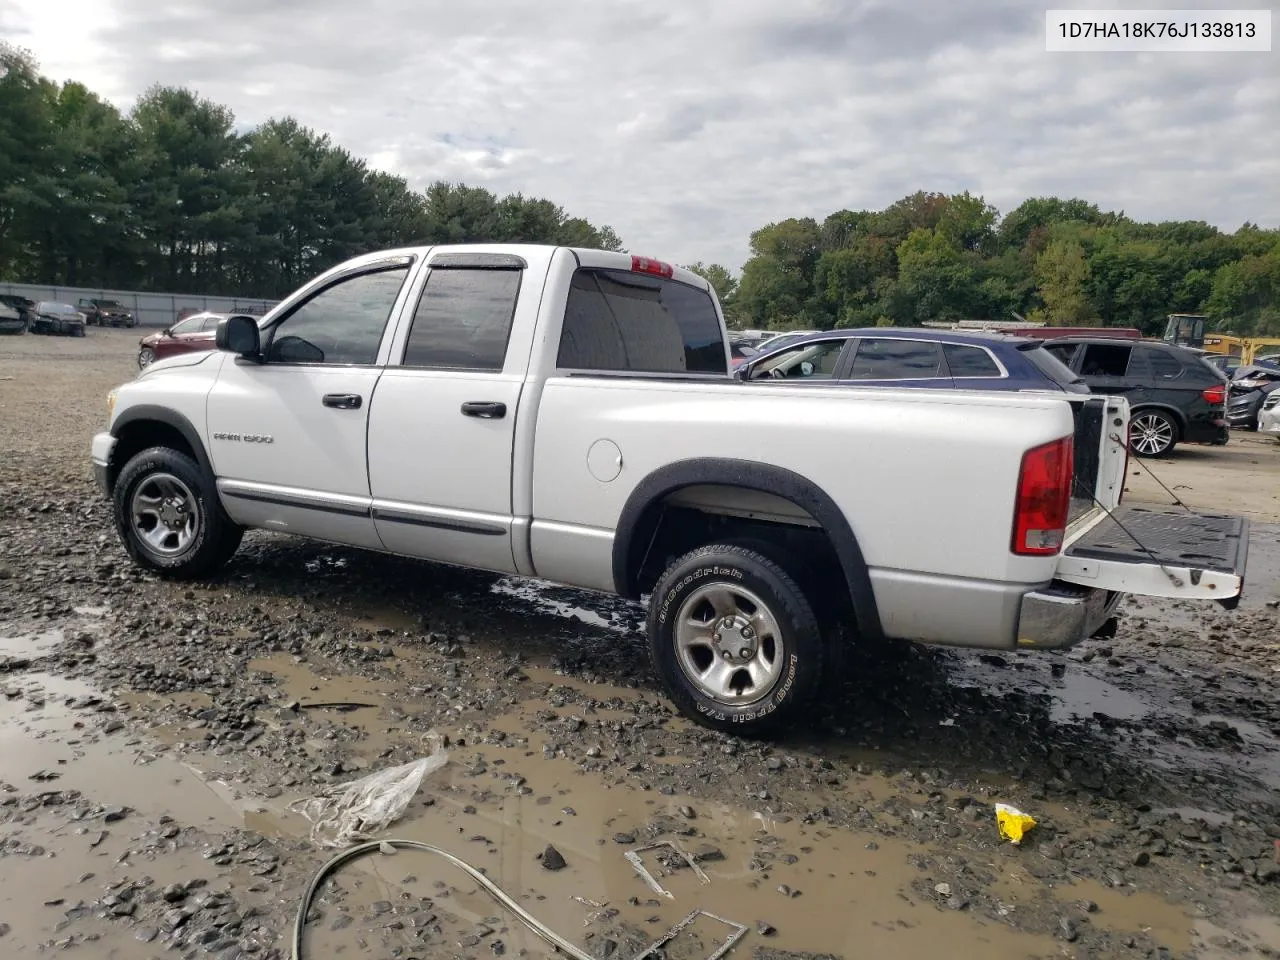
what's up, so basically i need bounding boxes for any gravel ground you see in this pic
[2,329,1279,960]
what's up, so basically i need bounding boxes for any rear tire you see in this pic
[646,543,826,737]
[112,446,243,579]
[1128,409,1179,458]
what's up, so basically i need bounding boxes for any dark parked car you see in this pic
[736,327,1090,394]
[77,297,136,327]
[1041,337,1228,457]
[30,301,87,337]
[137,311,260,368]
[0,294,35,333]
[1225,364,1280,430]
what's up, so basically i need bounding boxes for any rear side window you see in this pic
[1143,347,1185,381]
[402,268,522,371]
[557,268,726,374]
[848,338,943,379]
[943,343,1001,378]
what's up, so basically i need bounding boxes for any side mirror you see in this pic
[216,315,261,359]
[735,362,752,380]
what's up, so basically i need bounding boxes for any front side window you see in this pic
[749,340,845,380]
[848,338,943,379]
[557,268,726,374]
[401,268,522,371]
[266,265,410,365]
[170,316,205,336]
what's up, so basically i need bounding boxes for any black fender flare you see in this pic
[109,404,215,484]
[612,457,883,642]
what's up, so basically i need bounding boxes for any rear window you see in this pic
[557,268,726,374]
[1024,345,1087,387]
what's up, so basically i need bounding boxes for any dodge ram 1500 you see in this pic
[91,244,1250,734]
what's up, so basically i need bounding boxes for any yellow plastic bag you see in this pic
[995,802,1037,844]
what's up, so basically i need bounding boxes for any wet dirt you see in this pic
[2,329,1280,959]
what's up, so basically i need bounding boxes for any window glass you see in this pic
[200,314,224,331]
[1143,348,1184,380]
[402,268,522,370]
[1079,343,1134,377]
[1044,343,1079,366]
[557,268,726,374]
[750,340,845,380]
[170,316,204,335]
[266,265,409,365]
[943,343,1001,377]
[848,338,943,379]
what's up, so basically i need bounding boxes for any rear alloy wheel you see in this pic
[647,543,825,736]
[1128,410,1178,458]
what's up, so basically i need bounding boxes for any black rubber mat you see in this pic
[1065,505,1248,574]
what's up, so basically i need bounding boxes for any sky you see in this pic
[2,0,1276,270]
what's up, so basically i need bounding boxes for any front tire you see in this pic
[646,544,826,737]
[138,347,155,368]
[112,446,243,579]
[1128,409,1179,457]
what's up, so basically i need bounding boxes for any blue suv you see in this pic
[736,328,1090,394]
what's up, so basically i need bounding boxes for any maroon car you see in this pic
[137,312,259,368]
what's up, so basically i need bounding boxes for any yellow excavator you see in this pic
[1162,314,1280,365]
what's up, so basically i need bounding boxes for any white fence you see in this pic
[0,281,278,328]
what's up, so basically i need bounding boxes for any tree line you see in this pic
[0,42,622,298]
[687,192,1279,337]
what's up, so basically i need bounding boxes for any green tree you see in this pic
[1034,237,1095,324]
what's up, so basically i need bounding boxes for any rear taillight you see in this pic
[631,255,674,278]
[1201,385,1226,405]
[1011,435,1074,556]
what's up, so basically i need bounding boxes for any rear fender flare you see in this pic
[612,457,883,642]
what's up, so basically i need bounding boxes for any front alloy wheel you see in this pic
[130,472,200,559]
[138,346,155,368]
[1128,411,1177,457]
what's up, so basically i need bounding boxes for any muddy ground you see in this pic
[1,328,1279,960]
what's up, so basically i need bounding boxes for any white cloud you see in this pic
[6,0,1278,270]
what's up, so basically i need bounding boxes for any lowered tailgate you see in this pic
[1057,504,1249,607]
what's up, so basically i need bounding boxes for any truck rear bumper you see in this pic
[1016,582,1126,650]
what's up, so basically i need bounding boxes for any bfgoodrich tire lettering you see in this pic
[647,544,825,736]
[112,445,243,579]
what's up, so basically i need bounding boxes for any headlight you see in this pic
[106,390,117,420]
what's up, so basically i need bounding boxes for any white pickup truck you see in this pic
[91,245,1250,734]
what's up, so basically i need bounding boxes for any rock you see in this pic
[0,923,9,938]
[934,883,952,897]
[134,926,158,943]
[540,845,567,871]
[1132,851,1151,867]
[102,806,128,823]
[678,805,696,820]
[1058,918,1078,942]
[757,921,776,937]
[694,845,725,863]
[162,883,186,903]
[613,833,636,845]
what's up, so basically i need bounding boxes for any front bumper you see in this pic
[1015,582,1125,650]
[1259,409,1280,437]
[91,432,116,496]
